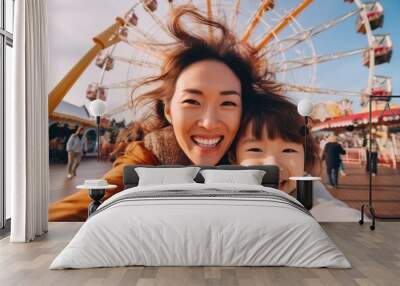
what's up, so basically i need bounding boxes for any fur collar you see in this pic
[144,126,192,165]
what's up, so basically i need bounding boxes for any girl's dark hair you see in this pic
[230,92,321,174]
[131,5,278,132]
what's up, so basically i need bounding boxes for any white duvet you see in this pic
[50,183,351,269]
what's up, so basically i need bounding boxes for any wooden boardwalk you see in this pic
[321,163,400,218]
[50,159,400,218]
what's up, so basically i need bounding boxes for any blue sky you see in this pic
[244,0,399,112]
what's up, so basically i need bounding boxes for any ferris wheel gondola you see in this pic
[360,75,393,107]
[356,1,384,34]
[363,34,393,66]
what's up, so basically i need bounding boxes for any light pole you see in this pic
[297,99,314,176]
[89,99,107,161]
[290,99,317,211]
[359,94,400,231]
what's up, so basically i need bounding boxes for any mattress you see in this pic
[50,183,351,269]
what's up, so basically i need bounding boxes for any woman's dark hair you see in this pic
[131,5,278,132]
[230,92,321,175]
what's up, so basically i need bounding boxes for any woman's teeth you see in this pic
[192,136,223,148]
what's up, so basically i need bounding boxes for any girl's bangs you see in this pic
[248,109,304,145]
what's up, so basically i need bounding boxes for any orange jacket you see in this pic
[48,141,159,222]
[110,141,128,158]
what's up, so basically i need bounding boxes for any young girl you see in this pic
[231,93,364,222]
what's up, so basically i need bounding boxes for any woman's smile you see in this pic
[191,135,224,149]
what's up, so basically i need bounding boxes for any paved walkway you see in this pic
[49,158,112,203]
[50,160,400,218]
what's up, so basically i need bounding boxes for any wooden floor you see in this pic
[0,222,399,286]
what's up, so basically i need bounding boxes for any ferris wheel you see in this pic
[48,0,393,121]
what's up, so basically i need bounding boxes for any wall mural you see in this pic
[46,0,398,222]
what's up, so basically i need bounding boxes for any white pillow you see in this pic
[200,169,266,185]
[135,167,201,186]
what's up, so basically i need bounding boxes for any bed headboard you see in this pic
[123,165,280,189]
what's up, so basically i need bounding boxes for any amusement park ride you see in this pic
[47,0,395,230]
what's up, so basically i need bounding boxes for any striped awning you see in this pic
[312,108,400,131]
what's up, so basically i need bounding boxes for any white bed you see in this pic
[50,183,351,269]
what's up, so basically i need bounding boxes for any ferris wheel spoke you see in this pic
[271,47,367,72]
[105,101,132,117]
[122,5,162,44]
[105,94,151,117]
[255,0,314,51]
[282,83,363,97]
[129,26,161,44]
[206,0,214,37]
[216,0,224,17]
[266,8,362,57]
[113,56,160,68]
[130,40,176,47]
[229,0,241,30]
[122,38,164,59]
[242,0,275,42]
[140,0,170,35]
[102,77,149,90]
[206,0,213,18]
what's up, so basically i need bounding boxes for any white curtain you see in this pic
[8,0,49,242]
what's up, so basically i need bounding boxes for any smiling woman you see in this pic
[164,60,242,165]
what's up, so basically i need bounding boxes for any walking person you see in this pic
[363,134,379,176]
[322,135,346,188]
[66,126,85,178]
